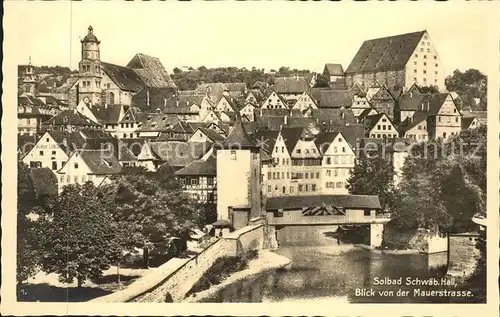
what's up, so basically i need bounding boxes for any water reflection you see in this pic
[201,244,450,303]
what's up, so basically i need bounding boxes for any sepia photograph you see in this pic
[2,0,499,316]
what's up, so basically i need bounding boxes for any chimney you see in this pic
[341,111,345,119]
[146,89,150,107]
[284,115,288,125]
[176,100,179,107]
[410,92,413,98]
[409,116,413,123]
[164,98,167,107]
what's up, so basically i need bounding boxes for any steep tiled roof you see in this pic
[78,149,122,175]
[280,127,304,154]
[118,138,147,157]
[148,141,210,167]
[18,134,38,156]
[101,62,145,92]
[461,117,477,129]
[311,109,357,126]
[314,131,341,153]
[219,120,257,149]
[132,87,177,110]
[310,88,354,108]
[273,76,310,94]
[197,127,226,142]
[43,110,101,127]
[194,83,247,102]
[427,93,453,115]
[265,195,382,210]
[126,53,177,88]
[252,130,280,154]
[324,63,344,76]
[397,111,428,133]
[345,31,425,74]
[363,113,387,131]
[398,92,430,111]
[90,104,123,124]
[318,123,365,148]
[463,111,486,125]
[358,108,379,121]
[137,113,179,132]
[174,155,216,176]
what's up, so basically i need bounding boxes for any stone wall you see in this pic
[447,233,481,277]
[91,224,265,303]
[382,224,447,253]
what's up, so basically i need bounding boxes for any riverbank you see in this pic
[182,250,292,303]
[354,244,419,255]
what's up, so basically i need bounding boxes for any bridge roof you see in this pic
[265,195,381,210]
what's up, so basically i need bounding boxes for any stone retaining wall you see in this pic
[90,224,265,303]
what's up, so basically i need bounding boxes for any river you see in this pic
[198,226,469,304]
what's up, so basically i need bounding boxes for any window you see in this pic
[272,172,276,179]
[327,170,331,176]
[207,177,214,186]
[310,172,314,179]
[298,184,303,192]
[423,62,427,66]
[191,178,199,186]
[52,161,57,170]
[334,170,338,177]
[39,150,44,156]
[333,156,339,164]
[305,173,309,179]
[281,172,285,179]
[27,119,31,124]
[438,117,441,122]
[415,54,418,58]
[282,186,286,194]
[423,55,427,59]
[74,162,79,169]
[423,70,427,74]
[281,147,284,153]
[413,69,417,73]
[312,184,316,192]
[377,125,381,130]
[60,175,64,183]
[434,56,437,60]
[268,172,271,179]
[414,61,417,65]
[74,176,79,183]
[455,117,459,123]
[435,63,438,67]
[414,77,417,81]
[316,172,320,178]
[364,209,371,216]
[420,48,423,52]
[230,150,237,160]
[276,209,283,217]
[82,175,86,183]
[336,182,342,188]
[287,172,290,179]
[427,48,430,53]
[290,186,294,193]
[305,185,309,192]
[326,157,331,165]
[268,185,272,193]
[296,149,301,154]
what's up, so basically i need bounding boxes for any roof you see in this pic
[252,130,280,154]
[43,109,101,127]
[427,93,453,115]
[314,131,341,153]
[398,111,428,133]
[311,109,357,126]
[363,113,391,131]
[30,168,58,196]
[265,195,382,210]
[147,141,210,167]
[137,113,179,132]
[81,26,100,43]
[174,155,216,176]
[273,76,310,94]
[90,104,123,124]
[118,138,147,157]
[126,53,177,88]
[398,92,429,111]
[280,127,304,154]
[462,111,486,124]
[77,149,122,175]
[196,127,226,142]
[461,117,477,129]
[194,83,247,102]
[318,123,365,148]
[219,120,258,149]
[101,62,145,92]
[310,88,354,108]
[324,63,344,76]
[132,87,177,110]
[345,30,425,74]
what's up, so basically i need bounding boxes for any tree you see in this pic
[419,85,439,94]
[347,157,396,212]
[314,74,330,88]
[445,69,487,110]
[37,183,123,287]
[109,166,205,268]
[17,162,40,284]
[173,67,182,74]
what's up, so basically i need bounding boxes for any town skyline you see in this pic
[11,1,492,76]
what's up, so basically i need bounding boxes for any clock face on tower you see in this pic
[83,97,90,104]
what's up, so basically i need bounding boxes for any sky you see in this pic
[8,1,496,77]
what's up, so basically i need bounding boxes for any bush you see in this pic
[185,249,258,297]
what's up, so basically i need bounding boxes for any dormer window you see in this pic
[63,117,69,122]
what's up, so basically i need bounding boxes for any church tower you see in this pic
[77,26,103,105]
[22,57,37,96]
[215,118,263,228]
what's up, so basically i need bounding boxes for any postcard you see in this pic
[2,1,499,316]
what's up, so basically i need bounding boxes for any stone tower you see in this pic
[215,118,262,226]
[77,26,103,105]
[22,57,37,96]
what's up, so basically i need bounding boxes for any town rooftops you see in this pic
[345,30,426,74]
[218,120,258,149]
[195,127,226,142]
[78,149,122,175]
[461,117,478,129]
[324,63,344,76]
[174,155,216,176]
[265,195,382,210]
[310,88,354,108]
[126,53,177,88]
[101,62,145,93]
[42,110,101,127]
[273,76,310,94]
[397,111,428,133]
[90,104,124,124]
[144,141,210,167]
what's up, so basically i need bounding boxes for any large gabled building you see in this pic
[345,30,445,95]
